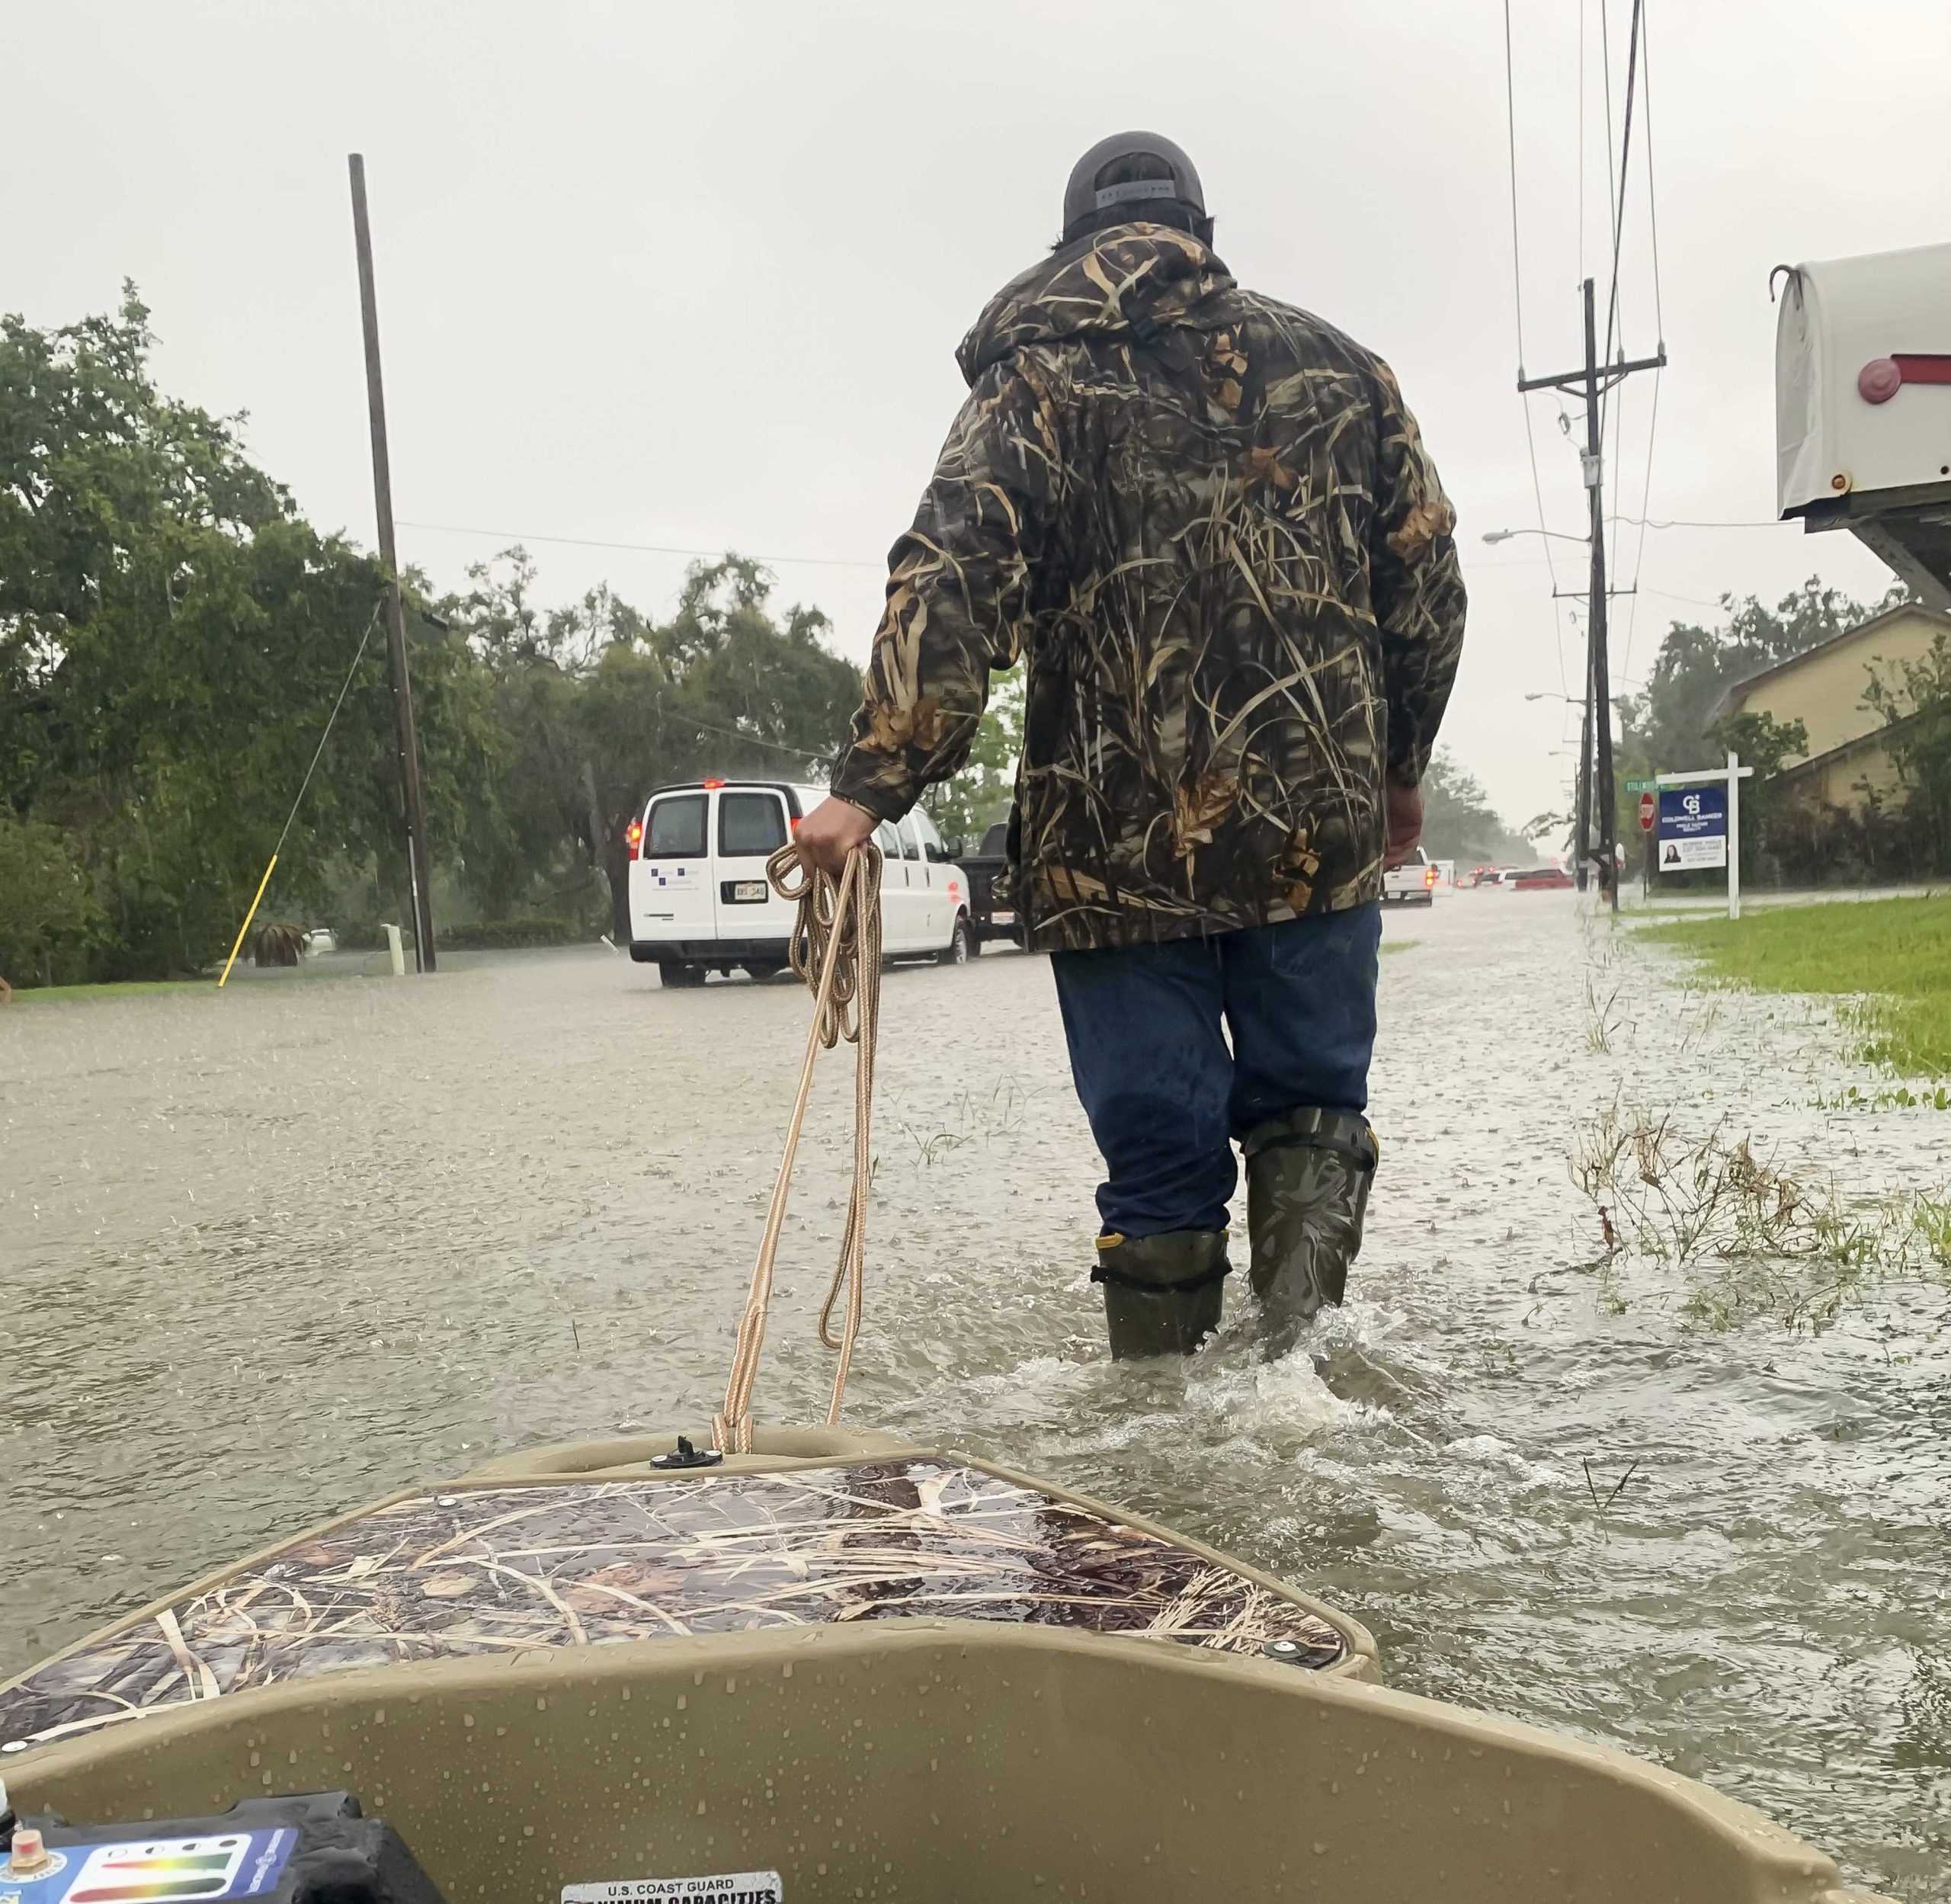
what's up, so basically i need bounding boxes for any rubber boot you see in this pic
[1243,1108,1378,1356]
[1091,1229,1230,1361]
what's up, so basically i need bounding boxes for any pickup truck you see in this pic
[1382,846,1438,906]
[956,820,1025,948]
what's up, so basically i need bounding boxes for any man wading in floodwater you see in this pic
[797,132,1466,1358]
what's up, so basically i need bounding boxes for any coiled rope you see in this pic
[713,839,884,1455]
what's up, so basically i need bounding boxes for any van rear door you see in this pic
[636,789,715,941]
[713,788,796,944]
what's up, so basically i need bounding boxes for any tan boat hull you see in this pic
[0,1429,1887,1903]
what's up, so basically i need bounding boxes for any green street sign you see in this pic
[1624,777,1658,792]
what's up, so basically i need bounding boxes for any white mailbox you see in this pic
[1776,241,1951,606]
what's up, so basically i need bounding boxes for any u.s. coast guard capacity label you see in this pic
[560,1874,781,1904]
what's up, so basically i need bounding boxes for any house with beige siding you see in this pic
[1713,602,1951,810]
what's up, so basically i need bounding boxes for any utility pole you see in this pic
[348,152,437,971]
[1575,632,1594,896]
[1520,277,1665,915]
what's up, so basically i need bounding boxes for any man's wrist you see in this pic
[828,755,913,825]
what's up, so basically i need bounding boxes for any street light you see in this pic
[1481,527,1591,546]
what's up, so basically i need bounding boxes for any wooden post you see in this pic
[348,153,437,972]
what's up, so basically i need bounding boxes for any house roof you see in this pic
[1709,601,1951,725]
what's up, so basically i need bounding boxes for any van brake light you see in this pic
[625,819,644,861]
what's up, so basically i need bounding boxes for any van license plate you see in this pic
[731,881,767,903]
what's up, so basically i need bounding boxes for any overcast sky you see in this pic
[9,1,1947,824]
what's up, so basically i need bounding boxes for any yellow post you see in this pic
[217,854,279,989]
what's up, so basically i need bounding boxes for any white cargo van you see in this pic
[626,780,976,986]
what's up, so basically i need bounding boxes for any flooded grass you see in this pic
[1643,893,1951,1076]
[8,977,212,1004]
[1572,1101,1951,1329]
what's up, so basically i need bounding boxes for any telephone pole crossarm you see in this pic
[1518,348,1666,396]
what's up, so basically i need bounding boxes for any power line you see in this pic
[1620,369,1662,680]
[397,518,884,572]
[1637,582,1727,611]
[1621,0,1665,683]
[1640,0,1666,344]
[1577,0,1586,282]
[1616,513,1783,529]
[667,713,837,761]
[1600,0,1646,374]
[1600,0,1620,354]
[273,602,386,863]
[1502,0,1571,695]
[1501,0,1530,378]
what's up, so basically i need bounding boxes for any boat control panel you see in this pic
[0,1790,447,1904]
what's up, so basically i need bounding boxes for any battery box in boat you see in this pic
[2,1791,446,1904]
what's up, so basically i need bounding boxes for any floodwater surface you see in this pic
[4,896,1946,1897]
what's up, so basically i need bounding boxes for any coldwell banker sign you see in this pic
[1658,784,1728,870]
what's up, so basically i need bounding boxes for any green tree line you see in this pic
[3,289,1538,989]
[0,289,876,985]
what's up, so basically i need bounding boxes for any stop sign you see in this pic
[1639,790,1657,832]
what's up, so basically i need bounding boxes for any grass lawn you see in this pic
[1642,894,1951,1075]
[8,976,213,1005]
[7,966,371,1005]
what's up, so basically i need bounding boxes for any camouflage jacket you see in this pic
[829,223,1466,953]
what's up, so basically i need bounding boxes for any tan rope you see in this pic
[713,838,884,1455]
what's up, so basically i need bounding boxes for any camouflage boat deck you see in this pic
[0,1458,1346,1753]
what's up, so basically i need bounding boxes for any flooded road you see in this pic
[5,896,1946,1898]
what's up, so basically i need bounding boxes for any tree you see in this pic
[0,287,505,979]
[0,816,103,986]
[445,553,864,936]
[1417,746,1533,867]
[920,664,1023,848]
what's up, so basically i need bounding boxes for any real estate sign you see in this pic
[1658,784,1728,870]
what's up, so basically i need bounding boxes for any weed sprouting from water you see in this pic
[1581,1457,1643,1518]
[1571,1102,1951,1328]
[1584,973,1626,1053]
[899,1076,1026,1166]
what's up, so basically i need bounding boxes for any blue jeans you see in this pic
[1051,906,1382,1237]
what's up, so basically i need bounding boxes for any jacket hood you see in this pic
[956,223,1235,386]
